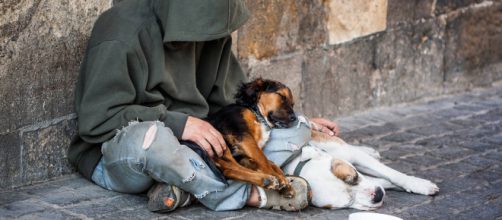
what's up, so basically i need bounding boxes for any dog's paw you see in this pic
[399,176,439,195]
[358,146,381,159]
[262,176,280,190]
[277,176,289,190]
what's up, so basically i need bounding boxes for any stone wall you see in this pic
[1,0,501,188]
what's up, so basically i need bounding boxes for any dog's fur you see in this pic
[207,78,298,196]
[281,124,440,210]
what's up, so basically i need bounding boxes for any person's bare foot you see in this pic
[246,185,260,207]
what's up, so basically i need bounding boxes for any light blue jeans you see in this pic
[91,121,251,211]
[263,116,312,166]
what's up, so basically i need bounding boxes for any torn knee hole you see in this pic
[182,172,196,183]
[142,124,158,150]
[189,158,206,171]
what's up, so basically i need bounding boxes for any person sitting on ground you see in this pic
[69,0,339,212]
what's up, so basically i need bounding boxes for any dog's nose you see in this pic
[372,186,384,203]
[288,114,297,122]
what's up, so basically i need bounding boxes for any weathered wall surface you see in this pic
[1,0,501,188]
[238,0,502,117]
[0,0,113,188]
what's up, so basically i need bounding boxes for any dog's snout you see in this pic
[372,186,384,203]
[288,113,297,122]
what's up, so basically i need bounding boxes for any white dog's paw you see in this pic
[398,176,439,195]
[357,146,381,159]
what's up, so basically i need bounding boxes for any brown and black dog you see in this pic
[207,78,297,197]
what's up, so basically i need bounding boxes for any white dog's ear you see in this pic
[300,146,325,161]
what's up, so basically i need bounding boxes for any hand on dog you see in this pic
[182,116,227,158]
[310,117,339,136]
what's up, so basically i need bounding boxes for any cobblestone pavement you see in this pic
[1,85,501,220]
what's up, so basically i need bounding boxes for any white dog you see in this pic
[264,116,439,210]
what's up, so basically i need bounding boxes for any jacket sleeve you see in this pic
[75,41,187,143]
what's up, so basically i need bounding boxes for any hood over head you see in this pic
[153,0,250,42]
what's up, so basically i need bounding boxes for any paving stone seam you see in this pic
[419,149,498,172]
[18,199,91,220]
[340,106,497,140]
[220,212,250,220]
[58,194,126,209]
[95,204,146,219]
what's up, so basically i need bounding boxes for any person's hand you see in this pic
[309,117,339,136]
[181,116,226,158]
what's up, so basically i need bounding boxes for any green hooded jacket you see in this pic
[69,0,250,180]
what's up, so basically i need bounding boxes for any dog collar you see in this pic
[280,149,311,176]
[251,107,271,130]
[293,159,311,176]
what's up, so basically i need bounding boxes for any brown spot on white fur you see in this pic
[331,159,359,185]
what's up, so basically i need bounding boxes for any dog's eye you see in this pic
[276,92,293,106]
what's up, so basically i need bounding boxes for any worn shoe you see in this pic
[147,183,193,213]
[259,176,312,211]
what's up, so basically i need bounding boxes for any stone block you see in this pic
[386,0,435,27]
[238,0,299,59]
[432,108,473,120]
[435,0,485,15]
[383,191,431,211]
[426,145,474,160]
[324,0,388,45]
[34,184,119,207]
[371,19,445,106]
[0,190,29,206]
[294,0,328,49]
[0,199,48,219]
[66,194,148,218]
[458,205,502,220]
[302,18,445,118]
[403,203,447,219]
[482,150,502,162]
[0,0,112,133]
[20,119,76,186]
[13,209,81,220]
[352,123,400,138]
[247,54,303,112]
[237,0,327,59]
[0,132,21,189]
[381,132,422,143]
[301,42,375,118]
[443,2,502,90]
[466,168,502,184]
[402,154,443,170]
[465,133,502,150]
[99,207,164,220]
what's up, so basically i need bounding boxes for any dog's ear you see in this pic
[235,78,265,106]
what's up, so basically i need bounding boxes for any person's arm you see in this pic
[310,117,340,136]
[76,41,188,144]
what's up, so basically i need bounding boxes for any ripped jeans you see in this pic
[91,121,251,211]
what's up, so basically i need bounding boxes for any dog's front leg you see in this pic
[215,150,282,190]
[238,135,294,197]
